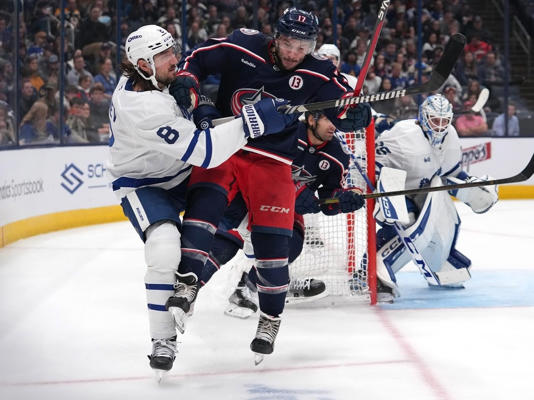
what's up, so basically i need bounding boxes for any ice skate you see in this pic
[250,312,281,365]
[165,272,199,334]
[376,279,395,303]
[148,336,177,383]
[224,272,258,319]
[285,278,327,304]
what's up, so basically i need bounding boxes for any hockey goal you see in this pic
[289,124,377,304]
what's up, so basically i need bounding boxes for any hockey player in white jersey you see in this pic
[374,94,498,302]
[107,24,297,378]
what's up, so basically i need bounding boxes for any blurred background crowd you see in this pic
[0,0,532,147]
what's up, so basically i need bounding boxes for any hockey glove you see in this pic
[295,186,321,214]
[321,189,364,215]
[337,103,372,132]
[192,95,221,130]
[241,98,298,139]
[169,71,200,111]
[448,174,498,214]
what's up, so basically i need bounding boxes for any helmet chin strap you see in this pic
[136,60,162,90]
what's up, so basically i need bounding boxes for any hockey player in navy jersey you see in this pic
[198,111,368,319]
[166,8,371,362]
[107,24,297,378]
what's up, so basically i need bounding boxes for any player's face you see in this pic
[310,114,336,143]
[427,116,450,133]
[154,46,180,87]
[276,35,314,70]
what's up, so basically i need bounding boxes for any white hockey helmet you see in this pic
[125,24,177,88]
[418,94,453,148]
[317,44,341,67]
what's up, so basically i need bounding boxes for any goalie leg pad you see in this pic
[431,248,472,287]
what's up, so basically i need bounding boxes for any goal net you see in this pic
[289,124,377,304]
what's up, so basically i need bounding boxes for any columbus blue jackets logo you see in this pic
[291,165,317,184]
[231,86,276,115]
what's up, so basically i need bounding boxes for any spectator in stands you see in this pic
[466,15,492,43]
[67,97,98,143]
[465,34,492,61]
[387,62,408,89]
[363,65,382,95]
[77,74,92,102]
[23,54,45,92]
[39,83,59,118]
[372,78,396,116]
[0,101,15,146]
[393,95,419,120]
[443,85,463,113]
[85,41,113,75]
[67,54,93,87]
[88,83,110,141]
[27,30,48,59]
[19,78,39,123]
[19,101,55,145]
[77,5,111,49]
[232,6,249,28]
[492,104,520,137]
[0,60,14,106]
[455,51,478,86]
[340,50,360,79]
[54,0,81,28]
[157,6,182,38]
[188,20,208,48]
[93,57,116,98]
[42,54,60,88]
[478,51,505,86]
[205,4,221,35]
[455,99,488,137]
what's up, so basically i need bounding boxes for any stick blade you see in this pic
[434,33,466,79]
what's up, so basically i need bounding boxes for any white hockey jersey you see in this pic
[107,76,247,199]
[375,119,462,195]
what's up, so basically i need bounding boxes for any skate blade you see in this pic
[254,353,265,366]
[285,290,328,305]
[224,304,255,319]
[168,307,187,334]
[154,369,168,384]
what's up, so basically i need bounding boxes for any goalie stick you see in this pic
[212,33,466,125]
[322,153,534,203]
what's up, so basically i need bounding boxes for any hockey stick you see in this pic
[321,152,534,202]
[470,88,489,113]
[351,0,390,96]
[212,34,466,126]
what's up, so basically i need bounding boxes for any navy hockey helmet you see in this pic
[276,8,319,41]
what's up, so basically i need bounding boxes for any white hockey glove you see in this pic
[241,98,297,139]
[448,174,498,214]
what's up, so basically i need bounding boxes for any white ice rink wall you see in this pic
[1,138,533,247]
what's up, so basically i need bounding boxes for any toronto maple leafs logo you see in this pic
[230,86,277,115]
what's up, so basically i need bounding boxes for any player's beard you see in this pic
[156,72,175,88]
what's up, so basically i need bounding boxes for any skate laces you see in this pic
[255,314,281,344]
[152,338,176,358]
[290,278,311,291]
[173,274,198,303]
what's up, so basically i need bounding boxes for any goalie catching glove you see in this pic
[321,188,364,215]
[241,98,298,139]
[447,174,498,214]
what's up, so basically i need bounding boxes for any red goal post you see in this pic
[289,122,377,304]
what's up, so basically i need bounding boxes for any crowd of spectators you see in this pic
[0,0,523,147]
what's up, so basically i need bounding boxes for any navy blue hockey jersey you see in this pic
[292,123,350,200]
[180,28,353,164]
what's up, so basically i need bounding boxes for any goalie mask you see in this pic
[275,8,319,56]
[126,25,178,89]
[418,94,453,148]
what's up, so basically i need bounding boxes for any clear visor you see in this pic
[277,35,316,55]
[153,44,180,66]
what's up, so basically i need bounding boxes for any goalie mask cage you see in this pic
[289,124,377,305]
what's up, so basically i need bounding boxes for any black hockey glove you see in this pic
[192,95,221,130]
[169,70,200,111]
[295,186,321,214]
[241,98,298,139]
[321,189,364,215]
[337,103,372,132]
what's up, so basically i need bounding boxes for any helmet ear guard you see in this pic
[125,25,178,88]
[418,94,453,148]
